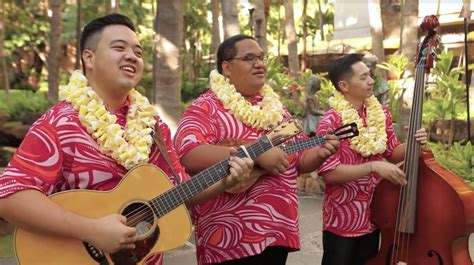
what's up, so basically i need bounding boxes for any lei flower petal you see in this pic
[329,91,387,157]
[59,70,157,169]
[209,69,284,130]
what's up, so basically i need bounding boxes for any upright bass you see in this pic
[366,15,474,265]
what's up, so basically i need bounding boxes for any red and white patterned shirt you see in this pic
[316,105,400,237]
[0,100,190,265]
[174,90,306,264]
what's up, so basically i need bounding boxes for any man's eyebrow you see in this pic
[109,39,143,50]
[242,52,264,56]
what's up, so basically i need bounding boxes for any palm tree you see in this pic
[153,0,184,133]
[48,0,62,103]
[250,0,267,52]
[221,0,240,39]
[369,0,386,78]
[0,0,9,94]
[400,0,418,76]
[211,0,221,56]
[106,0,119,14]
[283,0,299,77]
[74,0,81,70]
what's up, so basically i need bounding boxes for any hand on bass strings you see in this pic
[370,161,407,186]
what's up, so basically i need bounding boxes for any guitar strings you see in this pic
[122,128,354,227]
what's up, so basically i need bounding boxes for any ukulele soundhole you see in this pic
[109,201,160,264]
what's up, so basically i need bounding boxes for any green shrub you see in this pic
[429,141,474,187]
[0,90,52,121]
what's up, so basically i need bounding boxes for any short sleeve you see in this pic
[0,119,63,197]
[174,100,219,158]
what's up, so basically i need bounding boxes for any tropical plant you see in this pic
[0,91,52,121]
[424,50,465,147]
[314,74,335,111]
[429,141,474,186]
[266,56,314,116]
[377,53,412,122]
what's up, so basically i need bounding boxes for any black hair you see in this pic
[80,13,136,72]
[328,53,364,91]
[216,34,256,74]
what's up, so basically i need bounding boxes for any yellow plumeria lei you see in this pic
[209,69,284,131]
[328,91,387,157]
[59,70,157,169]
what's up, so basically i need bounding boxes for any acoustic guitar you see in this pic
[14,121,357,264]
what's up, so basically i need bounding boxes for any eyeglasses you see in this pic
[229,54,267,65]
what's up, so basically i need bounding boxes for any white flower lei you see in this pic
[209,69,284,130]
[59,71,157,169]
[328,91,387,157]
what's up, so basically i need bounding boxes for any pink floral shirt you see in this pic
[316,105,400,237]
[174,90,305,264]
[0,100,190,265]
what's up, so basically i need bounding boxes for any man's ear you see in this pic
[82,50,94,71]
[221,61,231,78]
[338,80,349,93]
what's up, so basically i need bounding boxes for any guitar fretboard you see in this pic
[149,133,327,218]
[281,135,325,154]
[150,136,273,218]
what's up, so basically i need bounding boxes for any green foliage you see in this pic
[0,90,52,121]
[377,53,412,122]
[299,1,335,39]
[315,74,336,111]
[429,142,474,186]
[266,57,308,116]
[4,1,49,52]
[0,233,13,258]
[182,78,209,104]
[423,51,466,144]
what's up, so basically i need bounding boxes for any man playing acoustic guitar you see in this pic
[174,34,340,265]
[0,14,253,264]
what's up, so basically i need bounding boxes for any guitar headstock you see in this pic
[334,122,359,140]
[267,120,302,146]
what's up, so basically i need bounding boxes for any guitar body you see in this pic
[14,164,192,265]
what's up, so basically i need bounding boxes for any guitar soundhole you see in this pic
[109,202,160,264]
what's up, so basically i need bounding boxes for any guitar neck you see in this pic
[281,135,325,154]
[150,136,274,218]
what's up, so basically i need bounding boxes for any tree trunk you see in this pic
[48,0,62,103]
[301,0,308,70]
[283,0,299,77]
[0,0,9,94]
[250,0,267,52]
[399,0,418,76]
[369,0,386,78]
[317,0,325,41]
[220,0,239,39]
[106,0,119,14]
[398,0,419,140]
[277,0,282,57]
[153,0,184,133]
[75,0,81,70]
[210,0,221,56]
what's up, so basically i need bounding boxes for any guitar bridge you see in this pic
[83,242,109,264]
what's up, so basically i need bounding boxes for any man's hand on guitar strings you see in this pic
[255,147,289,175]
[318,134,340,159]
[223,156,254,189]
[85,214,137,253]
